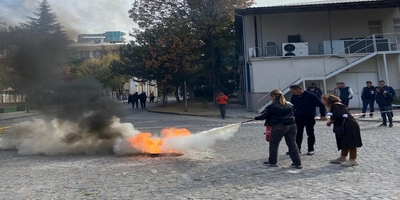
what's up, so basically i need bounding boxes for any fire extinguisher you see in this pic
[265,126,271,142]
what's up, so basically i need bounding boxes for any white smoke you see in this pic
[160,123,241,152]
[0,118,240,156]
[0,0,137,41]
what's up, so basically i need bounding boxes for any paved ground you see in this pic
[0,101,400,199]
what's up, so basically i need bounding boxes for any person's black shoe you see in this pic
[286,151,301,155]
[379,124,387,127]
[290,164,303,169]
[263,161,278,167]
[359,115,365,118]
[307,151,314,155]
[389,124,393,128]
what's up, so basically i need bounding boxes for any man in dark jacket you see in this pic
[132,92,139,109]
[139,92,147,108]
[338,82,353,106]
[375,86,393,127]
[307,85,322,118]
[310,83,322,98]
[360,81,376,118]
[290,85,327,155]
[379,80,396,117]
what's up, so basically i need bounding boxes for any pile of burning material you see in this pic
[115,123,242,157]
[1,116,241,157]
[128,127,190,157]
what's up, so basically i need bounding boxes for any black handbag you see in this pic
[333,118,346,136]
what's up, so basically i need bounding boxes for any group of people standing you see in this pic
[253,79,397,169]
[253,83,366,169]
[128,92,156,109]
[359,80,396,127]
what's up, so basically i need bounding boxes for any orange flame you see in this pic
[129,128,191,154]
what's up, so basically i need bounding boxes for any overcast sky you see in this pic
[254,0,321,6]
[0,0,319,41]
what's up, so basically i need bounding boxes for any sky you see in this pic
[0,0,320,41]
[254,0,321,6]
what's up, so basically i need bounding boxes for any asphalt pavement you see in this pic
[0,101,400,199]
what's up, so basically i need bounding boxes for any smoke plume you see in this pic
[1,119,240,156]
[0,0,137,41]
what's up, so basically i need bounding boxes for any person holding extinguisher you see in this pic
[253,89,302,169]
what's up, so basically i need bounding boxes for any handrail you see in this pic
[257,92,269,112]
[254,32,400,111]
[321,33,398,76]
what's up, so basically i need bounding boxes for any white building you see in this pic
[235,0,400,111]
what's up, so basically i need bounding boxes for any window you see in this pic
[368,20,382,36]
[393,19,400,43]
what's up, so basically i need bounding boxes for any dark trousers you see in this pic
[341,98,350,106]
[361,99,375,116]
[268,123,301,165]
[218,104,226,119]
[295,116,316,152]
[132,100,138,108]
[140,100,146,108]
[379,106,393,125]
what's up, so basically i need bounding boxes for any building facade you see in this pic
[235,0,400,111]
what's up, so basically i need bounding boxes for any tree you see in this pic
[0,25,12,90]
[64,54,127,93]
[186,0,254,100]
[6,0,70,111]
[114,20,204,104]
[126,0,254,103]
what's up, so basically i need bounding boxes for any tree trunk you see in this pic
[162,84,168,106]
[209,34,219,105]
[174,85,181,103]
[25,93,30,113]
[183,80,187,112]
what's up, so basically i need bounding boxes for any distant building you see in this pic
[68,42,123,59]
[69,31,127,59]
[69,31,158,99]
[104,31,126,43]
[77,31,126,44]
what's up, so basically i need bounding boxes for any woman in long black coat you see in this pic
[322,94,362,167]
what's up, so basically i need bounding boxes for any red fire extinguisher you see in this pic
[265,126,271,142]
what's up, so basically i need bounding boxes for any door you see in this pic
[336,73,378,108]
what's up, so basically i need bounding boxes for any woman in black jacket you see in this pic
[375,86,393,127]
[322,94,362,167]
[253,89,302,169]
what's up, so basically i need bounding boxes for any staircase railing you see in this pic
[254,32,400,111]
[321,33,397,77]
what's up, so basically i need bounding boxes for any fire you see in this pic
[129,128,191,154]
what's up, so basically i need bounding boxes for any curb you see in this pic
[147,109,221,118]
[0,113,43,121]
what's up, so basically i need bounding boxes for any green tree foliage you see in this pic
[187,0,254,98]
[65,54,127,92]
[124,0,253,102]
[0,25,15,90]
[4,0,70,110]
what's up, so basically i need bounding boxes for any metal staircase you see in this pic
[256,34,390,112]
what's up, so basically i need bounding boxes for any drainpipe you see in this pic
[235,12,250,109]
[328,11,334,54]
[323,60,327,95]
[383,53,389,85]
[259,14,263,56]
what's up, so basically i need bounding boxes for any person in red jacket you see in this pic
[216,92,228,119]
